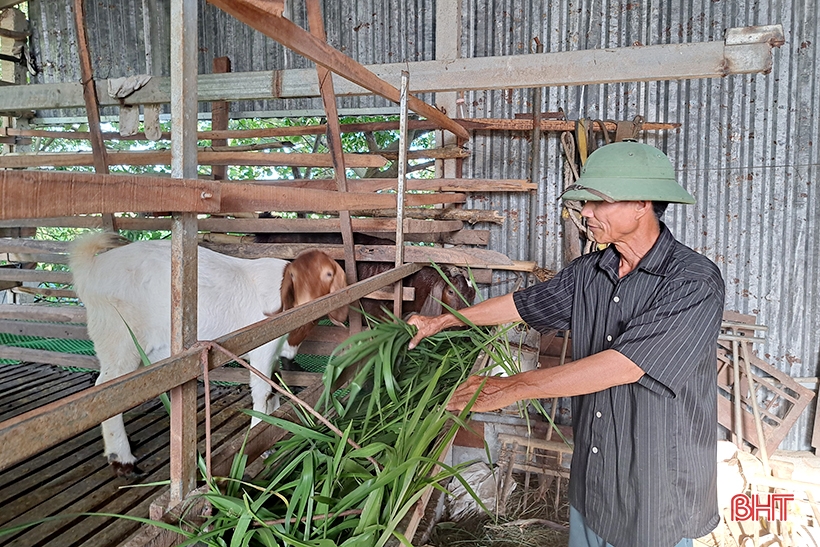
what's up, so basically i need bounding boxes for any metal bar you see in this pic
[205,0,469,140]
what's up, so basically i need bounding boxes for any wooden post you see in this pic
[211,57,231,180]
[528,39,544,266]
[393,71,410,317]
[72,0,115,232]
[434,0,462,179]
[0,7,27,157]
[169,0,199,506]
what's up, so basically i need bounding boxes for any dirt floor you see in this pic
[426,473,570,547]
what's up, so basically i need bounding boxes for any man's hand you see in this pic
[407,313,460,349]
[446,375,516,413]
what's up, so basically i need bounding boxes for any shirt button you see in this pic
[613,296,620,303]
[592,446,599,454]
[596,411,602,418]
[606,335,613,342]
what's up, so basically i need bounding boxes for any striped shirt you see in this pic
[513,223,725,547]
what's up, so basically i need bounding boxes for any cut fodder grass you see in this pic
[180,318,511,547]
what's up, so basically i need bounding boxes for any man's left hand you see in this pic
[446,375,516,413]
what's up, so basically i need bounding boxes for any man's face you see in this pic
[579,200,642,244]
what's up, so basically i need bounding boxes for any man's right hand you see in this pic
[407,313,460,349]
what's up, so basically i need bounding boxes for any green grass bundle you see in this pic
[184,318,504,547]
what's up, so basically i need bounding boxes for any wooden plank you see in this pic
[72,0,109,176]
[12,286,76,299]
[0,388,244,544]
[5,120,675,142]
[0,346,99,370]
[0,150,388,169]
[267,177,535,192]
[0,318,89,339]
[203,242,514,267]
[0,170,220,219]
[0,304,86,323]
[219,182,396,212]
[206,0,470,140]
[0,269,72,283]
[207,367,322,387]
[200,216,463,234]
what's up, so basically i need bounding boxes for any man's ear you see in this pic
[634,200,653,219]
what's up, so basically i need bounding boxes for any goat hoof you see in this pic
[111,461,145,479]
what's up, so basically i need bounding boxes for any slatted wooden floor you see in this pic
[0,362,253,547]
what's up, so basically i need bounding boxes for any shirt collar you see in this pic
[597,222,676,279]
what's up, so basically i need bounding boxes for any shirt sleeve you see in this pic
[512,262,575,333]
[610,273,724,397]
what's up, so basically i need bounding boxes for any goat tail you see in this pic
[69,232,128,296]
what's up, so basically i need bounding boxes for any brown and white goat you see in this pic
[69,232,347,477]
[356,263,476,322]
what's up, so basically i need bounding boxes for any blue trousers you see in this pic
[569,506,694,547]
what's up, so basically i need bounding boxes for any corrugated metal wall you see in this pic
[461,0,820,450]
[25,0,820,450]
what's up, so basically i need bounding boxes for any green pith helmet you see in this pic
[560,141,696,204]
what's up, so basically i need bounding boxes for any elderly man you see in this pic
[408,141,725,547]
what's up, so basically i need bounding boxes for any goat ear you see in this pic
[327,261,349,326]
[330,261,346,293]
[287,320,316,347]
[280,264,295,312]
[418,281,444,316]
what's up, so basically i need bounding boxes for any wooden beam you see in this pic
[0,318,90,339]
[4,119,678,141]
[305,0,361,335]
[0,170,220,219]
[0,150,388,169]
[205,0,470,140]
[219,183,396,212]
[210,57,231,180]
[0,345,99,369]
[72,0,109,175]
[0,303,87,323]
[267,177,535,192]
[203,242,514,267]
[0,269,71,284]
[0,215,464,234]
[320,207,503,225]
[0,25,782,113]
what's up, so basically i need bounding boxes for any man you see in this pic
[408,141,725,547]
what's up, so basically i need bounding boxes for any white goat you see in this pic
[69,232,347,477]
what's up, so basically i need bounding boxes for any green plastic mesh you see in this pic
[0,321,336,376]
